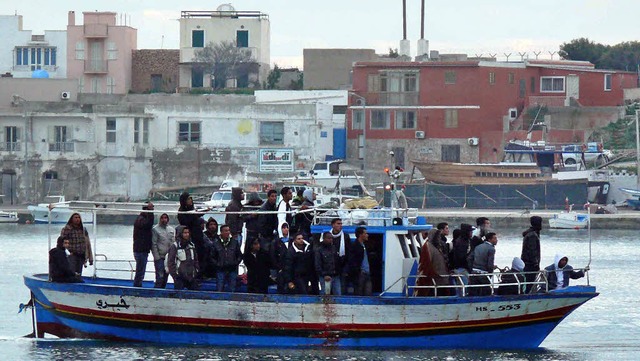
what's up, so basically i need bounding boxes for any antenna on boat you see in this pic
[586,203,592,283]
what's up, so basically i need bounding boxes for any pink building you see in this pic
[66,11,137,94]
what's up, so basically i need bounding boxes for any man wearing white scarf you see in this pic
[330,218,350,293]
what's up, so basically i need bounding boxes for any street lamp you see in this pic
[348,92,366,176]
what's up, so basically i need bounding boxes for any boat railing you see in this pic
[381,270,592,297]
[313,208,420,227]
[93,254,136,280]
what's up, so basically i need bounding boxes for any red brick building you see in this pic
[347,59,637,182]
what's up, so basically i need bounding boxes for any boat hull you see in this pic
[549,212,589,229]
[27,206,94,224]
[25,274,597,349]
[411,160,547,185]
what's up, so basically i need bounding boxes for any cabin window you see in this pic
[178,122,201,144]
[604,74,612,91]
[260,121,284,145]
[540,76,565,93]
[328,162,340,176]
[313,162,326,171]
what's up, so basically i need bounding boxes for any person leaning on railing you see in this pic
[544,254,589,290]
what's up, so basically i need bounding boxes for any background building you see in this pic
[66,11,137,94]
[131,49,180,93]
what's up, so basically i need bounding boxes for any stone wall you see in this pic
[131,50,180,94]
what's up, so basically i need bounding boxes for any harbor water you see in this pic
[1,223,639,360]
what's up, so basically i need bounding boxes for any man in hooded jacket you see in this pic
[544,254,587,291]
[178,192,205,268]
[133,202,154,287]
[225,187,244,243]
[521,216,542,293]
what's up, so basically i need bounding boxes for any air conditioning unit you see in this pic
[415,131,425,139]
[468,137,479,146]
[60,91,71,100]
[508,107,518,119]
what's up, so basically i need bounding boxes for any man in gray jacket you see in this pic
[151,213,175,288]
[467,232,498,296]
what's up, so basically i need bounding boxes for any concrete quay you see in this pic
[4,205,640,229]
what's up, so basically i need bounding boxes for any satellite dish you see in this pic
[216,4,235,11]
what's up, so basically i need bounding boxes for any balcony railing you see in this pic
[0,142,21,152]
[84,60,108,74]
[379,92,420,106]
[49,142,75,152]
[528,95,566,107]
[84,24,108,38]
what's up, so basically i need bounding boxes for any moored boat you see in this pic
[549,211,589,229]
[27,196,94,224]
[0,210,18,223]
[23,205,597,349]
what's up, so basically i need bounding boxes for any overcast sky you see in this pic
[9,0,638,68]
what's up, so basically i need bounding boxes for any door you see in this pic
[1,172,16,205]
[236,30,249,48]
[151,74,163,92]
[333,128,346,159]
[191,67,203,88]
[566,75,579,105]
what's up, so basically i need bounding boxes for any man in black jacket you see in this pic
[243,238,271,294]
[133,202,154,287]
[450,223,475,296]
[49,236,83,283]
[521,216,543,293]
[178,192,205,266]
[347,227,371,296]
[284,233,313,294]
[212,225,243,292]
[315,232,341,295]
[225,187,244,244]
[259,190,279,239]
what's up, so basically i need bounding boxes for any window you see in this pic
[78,77,85,93]
[508,72,515,84]
[15,46,57,67]
[106,77,116,94]
[259,122,284,145]
[445,109,458,128]
[540,76,565,92]
[106,118,117,143]
[333,105,347,115]
[367,74,380,92]
[530,77,535,93]
[604,74,612,91]
[381,72,418,92]
[489,72,496,84]
[107,42,118,60]
[49,126,73,151]
[358,134,365,159]
[75,42,85,60]
[192,30,204,47]
[371,110,390,129]
[2,126,21,151]
[352,110,364,130]
[151,74,163,92]
[178,122,201,144]
[43,171,58,180]
[395,111,416,129]
[134,118,149,145]
[441,145,461,162]
[445,71,456,84]
[237,30,249,48]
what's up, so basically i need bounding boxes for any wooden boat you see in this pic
[22,205,597,349]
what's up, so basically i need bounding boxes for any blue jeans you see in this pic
[217,270,237,292]
[452,268,469,296]
[320,276,342,295]
[133,252,148,287]
[153,258,168,288]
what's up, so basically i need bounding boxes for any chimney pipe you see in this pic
[420,0,425,39]
[417,0,429,59]
[68,11,75,26]
[400,0,410,57]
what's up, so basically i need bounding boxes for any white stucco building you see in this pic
[178,5,270,90]
[0,15,67,79]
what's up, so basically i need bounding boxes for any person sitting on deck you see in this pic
[497,257,526,295]
[467,232,499,296]
[211,225,242,292]
[49,236,83,283]
[167,226,200,291]
[243,237,271,294]
[544,254,588,291]
[284,233,314,294]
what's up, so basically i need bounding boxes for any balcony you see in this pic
[378,92,420,106]
[49,142,75,152]
[528,95,566,107]
[84,60,108,74]
[84,24,108,38]
[0,142,21,152]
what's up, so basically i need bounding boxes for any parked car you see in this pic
[562,143,612,166]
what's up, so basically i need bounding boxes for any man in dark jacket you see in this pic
[243,238,271,294]
[315,232,341,295]
[498,257,526,295]
[167,226,199,290]
[244,192,264,251]
[450,223,475,296]
[284,233,313,294]
[178,192,205,266]
[133,202,154,287]
[470,217,491,252]
[259,190,279,239]
[212,224,242,292]
[521,216,542,293]
[271,222,291,293]
[544,253,587,291]
[225,187,244,243]
[347,227,372,296]
[294,189,315,237]
[329,218,350,294]
[49,236,83,283]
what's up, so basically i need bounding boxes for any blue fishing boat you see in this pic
[23,206,597,349]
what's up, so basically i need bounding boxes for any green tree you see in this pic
[266,64,282,89]
[388,48,400,58]
[192,41,254,89]
[559,38,609,66]
[598,41,640,71]
[289,73,303,90]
